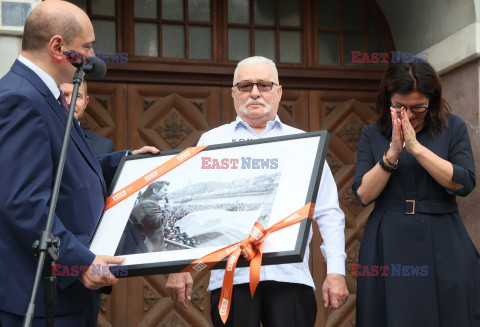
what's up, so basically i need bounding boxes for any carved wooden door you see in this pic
[309,90,378,326]
[85,81,379,327]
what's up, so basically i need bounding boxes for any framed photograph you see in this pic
[90,131,329,277]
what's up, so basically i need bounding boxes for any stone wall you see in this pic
[441,59,480,249]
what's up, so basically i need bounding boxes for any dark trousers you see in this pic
[210,281,317,327]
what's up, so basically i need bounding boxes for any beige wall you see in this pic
[441,59,480,249]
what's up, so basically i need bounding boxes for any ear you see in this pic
[231,86,235,99]
[49,35,65,63]
[277,84,282,100]
[85,95,90,109]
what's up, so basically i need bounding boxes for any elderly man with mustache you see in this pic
[166,56,349,327]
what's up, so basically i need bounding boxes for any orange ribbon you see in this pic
[104,146,207,210]
[181,202,315,324]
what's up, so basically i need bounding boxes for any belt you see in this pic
[374,199,458,215]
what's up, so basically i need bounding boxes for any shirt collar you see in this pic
[233,115,283,129]
[18,54,60,99]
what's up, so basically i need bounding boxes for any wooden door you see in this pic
[84,81,379,327]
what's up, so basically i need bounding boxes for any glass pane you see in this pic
[135,23,158,57]
[92,20,116,53]
[254,0,275,25]
[189,0,211,22]
[344,33,364,65]
[228,28,250,61]
[279,30,301,63]
[368,13,380,31]
[318,32,339,65]
[162,0,184,20]
[279,0,300,27]
[317,0,338,29]
[1,2,31,27]
[162,24,185,58]
[343,0,364,30]
[369,33,385,53]
[367,33,387,65]
[135,0,158,19]
[228,0,249,24]
[66,0,86,12]
[254,29,275,61]
[189,26,211,59]
[92,0,115,16]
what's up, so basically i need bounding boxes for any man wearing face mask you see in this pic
[166,56,349,327]
[0,1,158,325]
[60,80,114,156]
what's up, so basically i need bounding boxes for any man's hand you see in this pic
[321,273,349,309]
[78,255,125,289]
[132,146,160,156]
[166,272,193,310]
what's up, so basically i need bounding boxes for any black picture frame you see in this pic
[90,131,329,277]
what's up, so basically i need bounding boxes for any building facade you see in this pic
[1,0,478,326]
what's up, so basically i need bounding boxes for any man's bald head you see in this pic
[22,0,87,51]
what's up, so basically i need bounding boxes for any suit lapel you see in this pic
[47,94,107,194]
[11,60,107,195]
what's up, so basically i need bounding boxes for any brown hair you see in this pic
[376,63,451,135]
[22,7,82,51]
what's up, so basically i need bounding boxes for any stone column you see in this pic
[441,59,480,249]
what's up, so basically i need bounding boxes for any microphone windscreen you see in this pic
[84,56,107,79]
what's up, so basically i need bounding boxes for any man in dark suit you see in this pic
[60,80,114,156]
[0,1,158,325]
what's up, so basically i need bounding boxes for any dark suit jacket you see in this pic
[83,128,114,156]
[0,60,125,316]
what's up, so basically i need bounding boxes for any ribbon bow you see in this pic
[182,202,315,324]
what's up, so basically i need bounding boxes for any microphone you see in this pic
[63,50,107,79]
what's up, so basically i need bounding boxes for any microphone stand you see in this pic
[23,68,84,327]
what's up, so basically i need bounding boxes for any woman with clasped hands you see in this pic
[352,62,479,326]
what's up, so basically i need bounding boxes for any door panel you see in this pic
[127,84,222,150]
[82,81,128,151]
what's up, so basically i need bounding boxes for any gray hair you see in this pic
[233,56,279,85]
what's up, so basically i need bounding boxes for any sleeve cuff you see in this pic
[326,256,346,276]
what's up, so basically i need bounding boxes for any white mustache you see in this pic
[239,98,271,115]
[245,98,268,106]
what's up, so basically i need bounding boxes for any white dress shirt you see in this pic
[18,55,60,100]
[198,115,346,291]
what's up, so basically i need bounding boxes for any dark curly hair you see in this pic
[376,62,451,135]
[140,181,170,199]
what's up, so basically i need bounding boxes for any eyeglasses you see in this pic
[234,81,278,92]
[390,105,428,113]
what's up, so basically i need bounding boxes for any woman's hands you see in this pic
[400,109,422,155]
[387,107,424,159]
[386,107,403,162]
